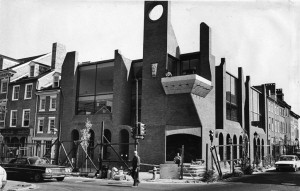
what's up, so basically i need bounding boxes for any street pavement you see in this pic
[2,180,36,191]
[1,167,277,191]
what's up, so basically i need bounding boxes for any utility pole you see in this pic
[135,78,139,151]
[99,121,104,175]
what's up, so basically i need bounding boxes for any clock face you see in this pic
[149,4,163,21]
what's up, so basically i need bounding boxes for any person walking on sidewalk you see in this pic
[131,151,140,187]
[174,153,181,167]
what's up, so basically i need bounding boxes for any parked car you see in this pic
[2,156,71,182]
[0,166,7,190]
[275,155,300,172]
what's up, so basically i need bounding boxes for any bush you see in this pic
[202,170,220,182]
[241,165,254,175]
[233,170,244,177]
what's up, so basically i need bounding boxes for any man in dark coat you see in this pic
[131,150,140,187]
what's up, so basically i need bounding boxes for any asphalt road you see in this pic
[25,168,300,191]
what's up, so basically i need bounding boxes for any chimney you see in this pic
[199,22,212,81]
[276,88,284,101]
[51,43,66,72]
[265,83,276,99]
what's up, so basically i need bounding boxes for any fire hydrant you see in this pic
[152,167,157,180]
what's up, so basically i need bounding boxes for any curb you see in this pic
[6,183,36,191]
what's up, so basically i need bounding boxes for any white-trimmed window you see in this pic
[12,85,20,100]
[49,96,57,111]
[37,117,44,133]
[53,76,59,88]
[10,110,17,127]
[25,83,33,99]
[0,106,5,127]
[39,97,46,111]
[22,109,30,127]
[48,117,55,133]
[1,80,8,93]
[30,65,35,77]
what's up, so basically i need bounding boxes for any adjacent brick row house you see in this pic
[0,43,66,161]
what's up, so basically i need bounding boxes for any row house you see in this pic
[0,43,66,161]
[290,111,300,148]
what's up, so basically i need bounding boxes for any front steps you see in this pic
[181,163,206,178]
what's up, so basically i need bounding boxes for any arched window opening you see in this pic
[104,129,111,160]
[239,136,243,159]
[219,133,224,161]
[71,129,80,158]
[226,134,231,160]
[233,135,237,159]
[88,130,95,159]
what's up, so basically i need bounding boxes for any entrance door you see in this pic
[166,134,201,163]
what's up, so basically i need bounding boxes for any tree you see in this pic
[80,118,92,150]
[76,118,92,171]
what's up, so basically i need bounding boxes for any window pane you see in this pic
[11,111,17,126]
[14,86,20,99]
[226,74,231,102]
[181,60,189,72]
[231,77,237,105]
[26,84,32,98]
[96,63,114,95]
[79,65,96,96]
[30,65,34,77]
[95,94,113,114]
[51,98,56,109]
[226,103,231,120]
[24,110,30,126]
[77,96,95,115]
[40,98,46,110]
[189,59,198,71]
[39,119,44,132]
[1,81,7,93]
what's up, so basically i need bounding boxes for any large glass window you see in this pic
[251,89,260,121]
[77,62,114,115]
[226,73,238,122]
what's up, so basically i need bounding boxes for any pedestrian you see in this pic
[174,153,181,166]
[131,150,140,187]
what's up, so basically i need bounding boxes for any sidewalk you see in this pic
[2,180,36,191]
[68,172,206,184]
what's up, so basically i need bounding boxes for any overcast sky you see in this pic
[0,0,299,116]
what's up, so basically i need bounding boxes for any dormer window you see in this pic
[30,65,35,77]
[53,76,59,88]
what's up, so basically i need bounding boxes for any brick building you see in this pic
[0,1,298,171]
[59,1,271,168]
[0,43,66,160]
